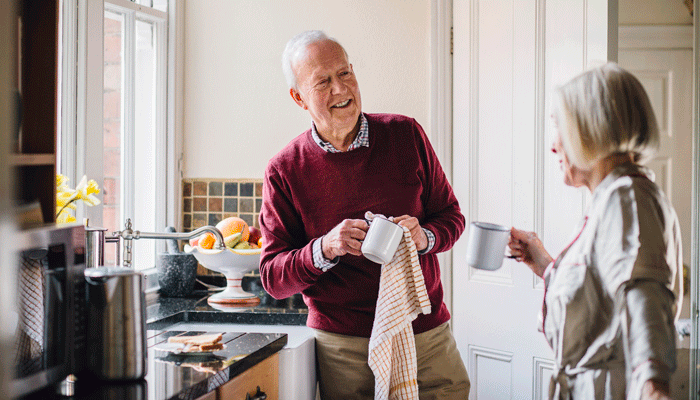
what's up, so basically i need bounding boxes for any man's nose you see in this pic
[330,78,346,95]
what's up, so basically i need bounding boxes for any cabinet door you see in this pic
[218,353,279,400]
[194,390,217,400]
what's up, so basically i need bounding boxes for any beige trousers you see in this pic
[314,322,470,400]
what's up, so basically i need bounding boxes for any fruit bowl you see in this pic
[184,244,261,305]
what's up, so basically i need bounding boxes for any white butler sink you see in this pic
[165,322,316,400]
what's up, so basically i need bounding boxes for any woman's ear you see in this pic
[290,88,307,110]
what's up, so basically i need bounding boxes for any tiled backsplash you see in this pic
[182,179,263,232]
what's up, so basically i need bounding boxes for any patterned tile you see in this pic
[193,181,207,196]
[181,178,265,262]
[209,181,223,196]
[193,197,207,212]
[224,198,238,213]
[239,213,254,227]
[240,182,254,197]
[224,182,238,196]
[240,198,254,213]
[208,198,222,212]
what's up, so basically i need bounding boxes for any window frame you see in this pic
[61,0,180,280]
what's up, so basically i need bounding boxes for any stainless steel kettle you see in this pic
[85,267,147,380]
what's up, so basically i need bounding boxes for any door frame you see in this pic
[691,1,700,397]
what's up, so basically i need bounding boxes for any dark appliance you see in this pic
[10,223,87,398]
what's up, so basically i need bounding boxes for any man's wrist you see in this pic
[313,236,338,271]
[417,228,435,254]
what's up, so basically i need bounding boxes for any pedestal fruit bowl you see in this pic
[183,245,261,306]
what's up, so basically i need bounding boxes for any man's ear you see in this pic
[290,88,307,110]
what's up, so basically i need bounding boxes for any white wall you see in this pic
[183,0,431,179]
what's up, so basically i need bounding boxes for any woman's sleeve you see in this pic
[623,280,677,400]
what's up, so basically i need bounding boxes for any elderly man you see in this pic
[259,30,470,399]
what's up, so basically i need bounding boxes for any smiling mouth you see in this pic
[331,99,351,108]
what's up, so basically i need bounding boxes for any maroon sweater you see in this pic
[259,113,465,337]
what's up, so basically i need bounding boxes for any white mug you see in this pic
[361,217,404,264]
[465,222,511,271]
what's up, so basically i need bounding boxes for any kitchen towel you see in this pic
[367,219,432,400]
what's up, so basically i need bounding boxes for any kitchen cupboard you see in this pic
[194,391,217,400]
[217,353,279,400]
[10,0,59,225]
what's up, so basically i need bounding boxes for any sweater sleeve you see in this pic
[411,119,466,253]
[258,162,324,299]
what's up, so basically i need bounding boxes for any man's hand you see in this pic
[321,219,369,260]
[392,215,428,251]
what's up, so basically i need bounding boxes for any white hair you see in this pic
[552,62,659,168]
[282,30,347,90]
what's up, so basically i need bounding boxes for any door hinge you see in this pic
[450,26,454,55]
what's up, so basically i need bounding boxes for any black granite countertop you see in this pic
[22,284,310,400]
[147,293,308,329]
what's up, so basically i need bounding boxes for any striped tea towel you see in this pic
[368,224,432,400]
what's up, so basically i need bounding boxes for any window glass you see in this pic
[101,5,166,269]
[133,19,157,268]
[103,11,124,265]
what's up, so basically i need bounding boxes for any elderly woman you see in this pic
[509,62,682,400]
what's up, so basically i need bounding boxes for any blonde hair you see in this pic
[552,62,659,169]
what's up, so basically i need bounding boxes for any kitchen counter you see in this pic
[21,290,311,400]
[147,293,308,328]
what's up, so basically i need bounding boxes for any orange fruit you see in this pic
[216,217,249,243]
[257,237,263,247]
[198,233,215,249]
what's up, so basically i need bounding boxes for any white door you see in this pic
[451,1,616,398]
[618,25,694,399]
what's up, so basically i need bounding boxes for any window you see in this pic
[60,0,172,271]
[102,0,168,269]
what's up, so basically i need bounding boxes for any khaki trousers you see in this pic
[314,322,470,400]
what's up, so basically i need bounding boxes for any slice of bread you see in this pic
[168,333,223,346]
[186,343,224,352]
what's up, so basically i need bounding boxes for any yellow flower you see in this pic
[74,175,101,206]
[56,174,101,224]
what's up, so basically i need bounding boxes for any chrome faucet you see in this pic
[110,218,225,268]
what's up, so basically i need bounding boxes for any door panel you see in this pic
[452,0,616,398]
[619,43,693,400]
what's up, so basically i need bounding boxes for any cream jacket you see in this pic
[542,164,683,400]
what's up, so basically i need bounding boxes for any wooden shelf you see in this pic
[12,0,59,225]
[9,153,56,166]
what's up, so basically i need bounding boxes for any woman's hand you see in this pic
[321,219,369,259]
[508,227,553,278]
[641,379,671,400]
[393,215,428,251]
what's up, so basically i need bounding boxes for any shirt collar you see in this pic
[311,113,369,153]
[591,163,655,204]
